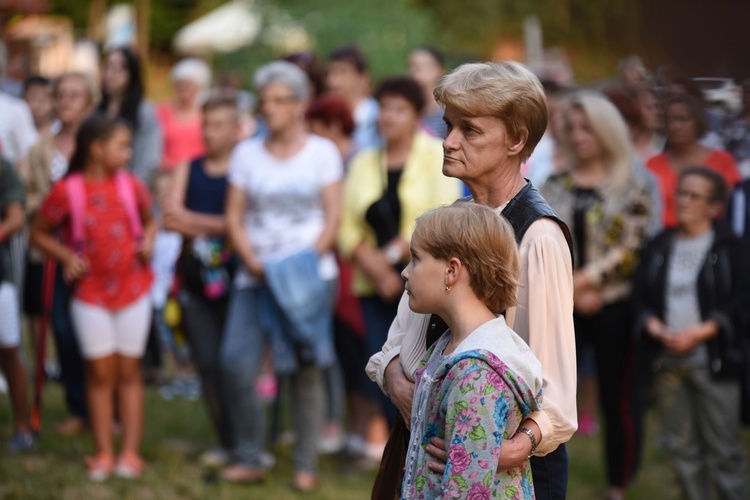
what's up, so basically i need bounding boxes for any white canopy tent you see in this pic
[173,0,261,55]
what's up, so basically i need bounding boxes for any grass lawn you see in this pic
[1,383,749,499]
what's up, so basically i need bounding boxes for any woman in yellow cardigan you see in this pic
[338,76,461,444]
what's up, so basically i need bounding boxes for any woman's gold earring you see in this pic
[445,284,451,292]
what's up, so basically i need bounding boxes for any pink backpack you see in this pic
[64,171,143,255]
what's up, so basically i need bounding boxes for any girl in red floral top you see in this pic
[31,114,156,481]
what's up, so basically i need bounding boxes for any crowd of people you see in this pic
[0,37,749,499]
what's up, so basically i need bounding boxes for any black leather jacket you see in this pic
[426,181,573,348]
[632,223,750,379]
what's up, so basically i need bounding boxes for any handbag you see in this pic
[181,236,235,300]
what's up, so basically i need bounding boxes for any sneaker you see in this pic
[85,453,114,481]
[200,447,231,468]
[318,421,346,454]
[260,451,276,470]
[345,434,368,457]
[114,451,146,479]
[6,431,36,452]
[56,416,87,437]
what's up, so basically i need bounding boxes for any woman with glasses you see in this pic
[632,167,749,500]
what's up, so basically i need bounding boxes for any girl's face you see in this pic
[103,50,130,97]
[565,107,604,164]
[378,94,420,142]
[97,127,132,171]
[401,239,449,315]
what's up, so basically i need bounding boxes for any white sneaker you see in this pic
[200,447,231,468]
[318,422,346,454]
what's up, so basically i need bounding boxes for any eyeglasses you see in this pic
[675,190,714,202]
[259,95,297,107]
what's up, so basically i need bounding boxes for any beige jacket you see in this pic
[19,135,55,262]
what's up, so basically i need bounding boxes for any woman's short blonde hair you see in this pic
[53,72,100,108]
[411,202,520,314]
[433,61,548,161]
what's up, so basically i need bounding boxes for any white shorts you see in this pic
[70,294,152,360]
[0,282,20,348]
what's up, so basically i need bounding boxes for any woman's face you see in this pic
[409,50,443,91]
[442,105,515,186]
[260,82,305,134]
[55,77,92,126]
[675,174,720,228]
[666,102,699,146]
[378,94,420,142]
[102,51,130,97]
[639,91,664,132]
[565,108,604,164]
[401,239,448,315]
[175,79,200,106]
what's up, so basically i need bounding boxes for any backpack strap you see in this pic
[64,173,86,256]
[114,171,144,244]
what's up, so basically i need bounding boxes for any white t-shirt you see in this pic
[0,92,38,165]
[229,134,343,288]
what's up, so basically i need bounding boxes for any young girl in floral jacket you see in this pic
[400,203,543,500]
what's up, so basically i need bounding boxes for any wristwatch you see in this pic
[385,244,403,265]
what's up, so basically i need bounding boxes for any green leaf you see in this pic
[483,470,494,488]
[416,475,427,491]
[454,400,469,411]
[484,383,495,395]
[453,475,469,490]
[505,485,519,498]
[469,425,487,441]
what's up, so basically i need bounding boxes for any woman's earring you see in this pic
[445,283,451,292]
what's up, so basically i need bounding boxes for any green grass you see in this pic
[1,383,749,499]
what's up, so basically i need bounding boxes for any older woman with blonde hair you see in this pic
[367,61,577,500]
[540,91,653,500]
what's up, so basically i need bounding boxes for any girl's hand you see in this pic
[138,239,154,263]
[62,254,90,284]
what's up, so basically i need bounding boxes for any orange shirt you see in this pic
[40,173,153,309]
[646,149,740,227]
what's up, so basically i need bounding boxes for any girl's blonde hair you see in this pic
[561,91,635,195]
[411,202,520,314]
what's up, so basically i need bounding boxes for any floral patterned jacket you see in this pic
[402,317,543,500]
[540,170,652,304]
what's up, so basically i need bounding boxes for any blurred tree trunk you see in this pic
[87,0,107,42]
[135,0,150,82]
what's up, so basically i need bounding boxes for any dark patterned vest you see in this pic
[425,182,574,348]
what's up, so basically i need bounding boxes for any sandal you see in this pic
[115,451,147,479]
[85,453,114,482]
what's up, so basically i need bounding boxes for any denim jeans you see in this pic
[221,284,331,473]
